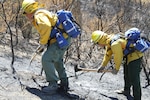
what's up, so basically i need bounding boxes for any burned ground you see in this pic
[0,44,150,100]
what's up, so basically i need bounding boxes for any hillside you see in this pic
[0,0,150,100]
[0,44,150,100]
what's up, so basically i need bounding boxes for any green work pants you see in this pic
[124,57,142,100]
[42,37,71,85]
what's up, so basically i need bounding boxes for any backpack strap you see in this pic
[50,17,65,38]
[53,19,65,33]
[110,34,121,45]
[110,33,136,56]
[123,40,135,56]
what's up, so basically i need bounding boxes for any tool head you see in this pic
[74,65,82,72]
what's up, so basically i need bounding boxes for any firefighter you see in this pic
[21,0,71,94]
[91,30,143,100]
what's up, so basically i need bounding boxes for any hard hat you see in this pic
[22,0,35,12]
[91,30,104,43]
[21,0,44,14]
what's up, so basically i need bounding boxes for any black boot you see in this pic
[115,89,130,96]
[58,78,69,92]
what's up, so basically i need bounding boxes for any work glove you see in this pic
[97,66,105,73]
[36,44,45,53]
[111,69,118,75]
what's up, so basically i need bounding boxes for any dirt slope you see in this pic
[0,45,150,100]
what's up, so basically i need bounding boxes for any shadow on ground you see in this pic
[126,94,134,100]
[99,92,133,100]
[26,86,83,100]
[99,93,119,100]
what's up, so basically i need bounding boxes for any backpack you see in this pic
[51,9,81,48]
[124,28,150,56]
[110,28,150,56]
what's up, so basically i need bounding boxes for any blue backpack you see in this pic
[51,10,81,48]
[110,28,150,56]
[124,27,150,56]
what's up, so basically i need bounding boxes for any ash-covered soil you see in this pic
[0,45,150,100]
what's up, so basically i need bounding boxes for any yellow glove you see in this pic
[111,69,119,75]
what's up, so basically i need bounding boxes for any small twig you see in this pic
[0,84,6,90]
[40,67,43,76]
[32,76,42,88]
[142,58,150,88]
[13,74,26,91]
[0,2,16,74]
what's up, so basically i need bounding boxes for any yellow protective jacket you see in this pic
[101,35,143,71]
[32,9,68,45]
